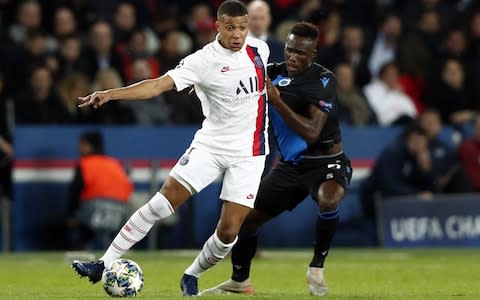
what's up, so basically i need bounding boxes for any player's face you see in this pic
[216,14,249,52]
[284,34,317,77]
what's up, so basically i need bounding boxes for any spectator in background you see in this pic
[395,11,433,114]
[9,0,42,44]
[121,29,161,83]
[457,114,480,192]
[415,9,443,57]
[55,33,87,79]
[193,15,217,49]
[439,28,469,65]
[14,65,67,124]
[402,0,453,34]
[125,58,171,125]
[156,30,193,72]
[368,13,402,78]
[363,62,417,126]
[339,24,371,87]
[247,0,284,63]
[423,58,477,129]
[315,10,342,51]
[66,131,133,250]
[52,6,77,39]
[56,73,95,124]
[7,29,52,93]
[334,62,374,126]
[91,68,136,125]
[360,124,435,220]
[185,3,216,50]
[113,1,158,55]
[320,24,371,87]
[418,108,472,193]
[82,20,124,81]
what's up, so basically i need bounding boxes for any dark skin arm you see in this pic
[266,78,327,145]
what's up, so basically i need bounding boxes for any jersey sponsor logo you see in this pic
[179,154,189,165]
[278,78,292,87]
[246,193,255,200]
[319,100,333,112]
[236,76,259,95]
[320,76,330,88]
[221,66,230,73]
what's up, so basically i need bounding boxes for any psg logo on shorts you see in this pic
[254,56,264,68]
[179,154,189,165]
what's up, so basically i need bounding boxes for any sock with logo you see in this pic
[309,208,339,268]
[230,233,258,282]
[100,192,174,267]
[185,231,238,277]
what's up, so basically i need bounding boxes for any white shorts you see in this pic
[170,148,266,208]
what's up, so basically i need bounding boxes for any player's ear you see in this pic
[312,48,317,59]
[215,21,220,32]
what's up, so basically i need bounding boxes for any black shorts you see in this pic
[254,153,352,217]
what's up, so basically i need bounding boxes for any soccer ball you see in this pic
[102,259,144,297]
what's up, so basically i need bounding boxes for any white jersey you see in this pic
[167,35,270,157]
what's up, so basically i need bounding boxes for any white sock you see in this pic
[100,192,174,267]
[184,231,238,277]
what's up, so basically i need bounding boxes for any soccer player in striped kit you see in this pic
[72,0,270,296]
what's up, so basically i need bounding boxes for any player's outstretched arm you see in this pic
[78,74,175,108]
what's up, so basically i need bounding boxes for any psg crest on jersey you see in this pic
[254,56,264,68]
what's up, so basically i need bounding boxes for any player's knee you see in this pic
[216,224,239,244]
[317,182,345,211]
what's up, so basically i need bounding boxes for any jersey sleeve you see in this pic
[305,72,338,115]
[267,62,285,79]
[166,50,209,92]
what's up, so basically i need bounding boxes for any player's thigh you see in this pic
[254,162,309,217]
[220,155,266,208]
[170,148,223,195]
[304,155,353,201]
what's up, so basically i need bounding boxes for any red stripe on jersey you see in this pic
[246,45,267,156]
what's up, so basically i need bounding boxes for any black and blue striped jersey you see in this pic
[268,62,341,162]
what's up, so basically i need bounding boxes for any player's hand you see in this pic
[266,78,280,105]
[78,90,111,108]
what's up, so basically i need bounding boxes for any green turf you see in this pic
[0,248,479,299]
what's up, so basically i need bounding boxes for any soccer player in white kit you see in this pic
[72,0,270,296]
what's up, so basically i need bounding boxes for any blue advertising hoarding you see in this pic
[378,195,480,247]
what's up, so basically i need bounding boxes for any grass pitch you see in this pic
[0,248,479,300]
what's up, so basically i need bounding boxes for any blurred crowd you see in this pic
[1,0,480,201]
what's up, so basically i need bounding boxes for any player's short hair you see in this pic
[217,0,248,19]
[290,22,319,42]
